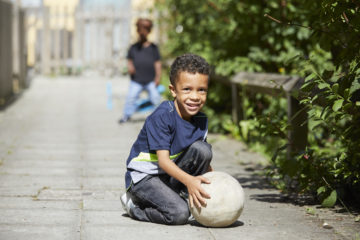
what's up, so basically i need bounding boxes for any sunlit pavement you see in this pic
[0,75,353,240]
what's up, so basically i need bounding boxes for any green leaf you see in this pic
[327,95,337,101]
[301,81,316,92]
[332,99,344,111]
[343,103,352,111]
[317,186,326,194]
[332,83,339,94]
[306,207,316,215]
[239,120,256,141]
[304,73,316,82]
[320,106,330,119]
[271,144,288,163]
[321,190,337,208]
[343,88,350,100]
[311,120,322,130]
[318,83,329,89]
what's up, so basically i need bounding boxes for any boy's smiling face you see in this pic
[169,71,209,121]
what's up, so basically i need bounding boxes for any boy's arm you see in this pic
[157,149,211,208]
[154,60,161,86]
[127,59,135,75]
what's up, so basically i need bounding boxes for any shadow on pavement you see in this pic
[121,213,245,228]
[233,169,319,206]
[0,92,23,111]
[189,220,244,228]
[235,174,273,190]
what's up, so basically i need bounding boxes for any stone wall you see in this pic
[0,0,13,105]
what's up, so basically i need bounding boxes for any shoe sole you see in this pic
[120,194,128,211]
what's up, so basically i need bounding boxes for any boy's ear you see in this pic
[169,84,177,98]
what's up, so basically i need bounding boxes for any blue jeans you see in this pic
[123,80,161,118]
[128,141,212,225]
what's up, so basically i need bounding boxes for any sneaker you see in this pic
[120,192,135,217]
[119,116,130,124]
[179,190,189,199]
[188,213,195,221]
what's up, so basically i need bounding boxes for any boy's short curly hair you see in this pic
[170,53,210,85]
[136,18,153,31]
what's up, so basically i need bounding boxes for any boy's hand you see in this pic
[154,78,160,86]
[185,175,211,208]
[128,65,135,75]
[127,60,136,75]
[156,150,211,208]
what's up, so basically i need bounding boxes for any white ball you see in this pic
[190,171,245,227]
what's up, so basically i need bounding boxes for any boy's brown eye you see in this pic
[199,88,207,93]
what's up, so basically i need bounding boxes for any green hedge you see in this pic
[156,0,360,207]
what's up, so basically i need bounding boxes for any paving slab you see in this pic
[0,197,81,210]
[0,225,80,240]
[0,187,40,197]
[0,75,358,240]
[81,225,214,240]
[0,209,81,232]
[0,175,82,189]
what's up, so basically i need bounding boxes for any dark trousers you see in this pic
[128,140,212,225]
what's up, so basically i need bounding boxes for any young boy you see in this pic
[119,18,162,124]
[121,53,213,225]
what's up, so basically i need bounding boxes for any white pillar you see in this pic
[41,6,50,75]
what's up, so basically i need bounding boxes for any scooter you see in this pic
[135,84,165,112]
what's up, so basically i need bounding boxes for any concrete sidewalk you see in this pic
[0,75,357,240]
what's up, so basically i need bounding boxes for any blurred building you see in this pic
[22,0,130,76]
[75,0,131,76]
[22,0,80,74]
[20,0,161,76]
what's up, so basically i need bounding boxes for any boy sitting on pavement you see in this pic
[121,53,213,225]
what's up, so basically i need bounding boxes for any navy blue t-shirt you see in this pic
[125,101,208,189]
[127,42,160,84]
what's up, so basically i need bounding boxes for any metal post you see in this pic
[287,94,308,157]
[231,83,242,124]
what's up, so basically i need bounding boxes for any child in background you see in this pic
[119,18,162,123]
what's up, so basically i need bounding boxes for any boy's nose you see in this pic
[190,91,200,100]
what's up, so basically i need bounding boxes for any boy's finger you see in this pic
[193,193,203,208]
[195,192,208,207]
[200,176,211,184]
[200,188,211,199]
[189,195,194,208]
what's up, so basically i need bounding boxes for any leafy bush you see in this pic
[156,0,360,206]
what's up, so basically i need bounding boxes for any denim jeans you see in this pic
[128,140,212,225]
[123,80,161,118]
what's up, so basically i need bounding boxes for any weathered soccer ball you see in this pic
[190,171,245,227]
